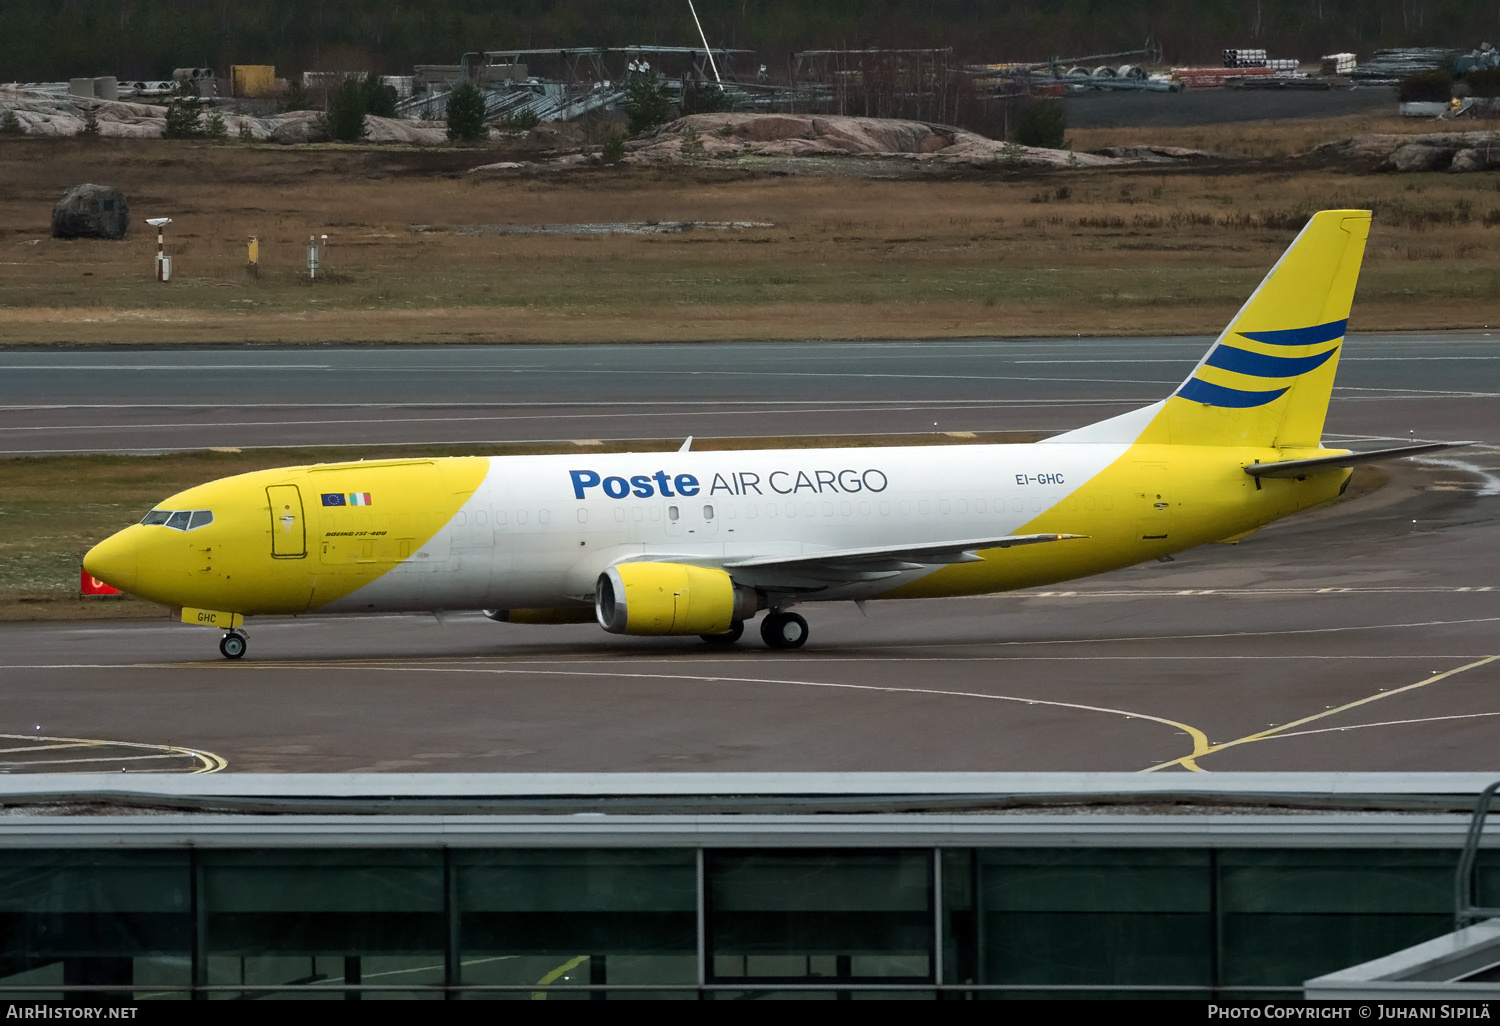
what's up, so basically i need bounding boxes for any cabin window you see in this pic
[476,510,487,526]
[516,510,528,525]
[765,504,777,518]
[455,512,467,527]
[703,505,714,520]
[860,501,871,516]
[808,502,821,518]
[1011,498,1024,513]
[878,501,889,516]
[976,499,986,514]
[917,500,930,516]
[634,507,645,522]
[957,499,969,514]
[668,506,680,522]
[577,508,588,524]
[938,499,951,515]
[786,503,798,519]
[841,501,852,516]
[898,501,911,516]
[650,507,661,521]
[747,504,758,519]
[496,510,508,525]
[1031,498,1042,512]
[539,510,550,525]
[614,508,625,522]
[1084,496,1096,510]
[1102,496,1114,510]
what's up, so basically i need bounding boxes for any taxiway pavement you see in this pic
[0,333,1495,454]
[0,335,1495,773]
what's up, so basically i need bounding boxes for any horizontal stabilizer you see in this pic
[1245,441,1473,478]
[725,533,1086,572]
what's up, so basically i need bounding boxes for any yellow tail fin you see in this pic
[1153,208,1371,447]
[1053,210,1372,450]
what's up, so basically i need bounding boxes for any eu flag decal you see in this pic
[321,493,345,507]
[348,492,372,506]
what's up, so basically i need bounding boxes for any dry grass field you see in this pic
[1,126,1498,345]
[1067,111,1444,158]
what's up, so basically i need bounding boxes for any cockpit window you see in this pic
[141,509,215,531]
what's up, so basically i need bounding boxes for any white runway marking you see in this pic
[1269,710,1500,740]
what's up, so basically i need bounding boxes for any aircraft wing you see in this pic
[1245,441,1473,479]
[720,533,1086,587]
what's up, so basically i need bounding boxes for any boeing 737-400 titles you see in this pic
[84,210,1465,659]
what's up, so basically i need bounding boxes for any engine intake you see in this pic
[596,562,758,636]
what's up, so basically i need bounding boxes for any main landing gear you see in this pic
[699,611,810,649]
[760,611,809,650]
[218,630,247,660]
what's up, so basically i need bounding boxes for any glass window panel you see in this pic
[983,911,1211,988]
[0,851,191,999]
[979,849,1210,912]
[455,850,695,999]
[1218,849,1456,987]
[977,850,1211,987]
[707,851,932,981]
[1476,851,1500,908]
[1218,850,1454,914]
[1220,912,1450,988]
[201,850,443,1000]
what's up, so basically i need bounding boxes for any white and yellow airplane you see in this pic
[85,210,1462,659]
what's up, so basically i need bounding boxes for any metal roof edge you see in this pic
[1,771,1497,799]
[0,812,1490,849]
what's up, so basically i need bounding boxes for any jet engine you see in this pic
[596,562,759,636]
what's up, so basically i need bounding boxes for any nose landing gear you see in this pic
[218,631,247,660]
[759,611,808,650]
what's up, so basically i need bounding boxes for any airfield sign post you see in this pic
[146,217,172,282]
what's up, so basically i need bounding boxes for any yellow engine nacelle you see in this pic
[596,562,758,636]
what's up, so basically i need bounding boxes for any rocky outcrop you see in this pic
[1311,131,1500,172]
[1449,146,1500,172]
[0,88,472,145]
[625,112,1132,169]
[51,183,130,239]
[1383,142,1452,171]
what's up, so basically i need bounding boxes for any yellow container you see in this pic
[230,65,276,98]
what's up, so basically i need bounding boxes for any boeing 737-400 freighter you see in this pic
[84,210,1465,659]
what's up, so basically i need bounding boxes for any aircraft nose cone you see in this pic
[83,531,138,594]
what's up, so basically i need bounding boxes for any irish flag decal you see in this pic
[348,492,373,506]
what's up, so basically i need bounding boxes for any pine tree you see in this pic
[445,82,487,143]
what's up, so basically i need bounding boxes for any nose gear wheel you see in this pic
[218,631,247,660]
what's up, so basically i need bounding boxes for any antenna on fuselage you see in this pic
[678,436,693,452]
